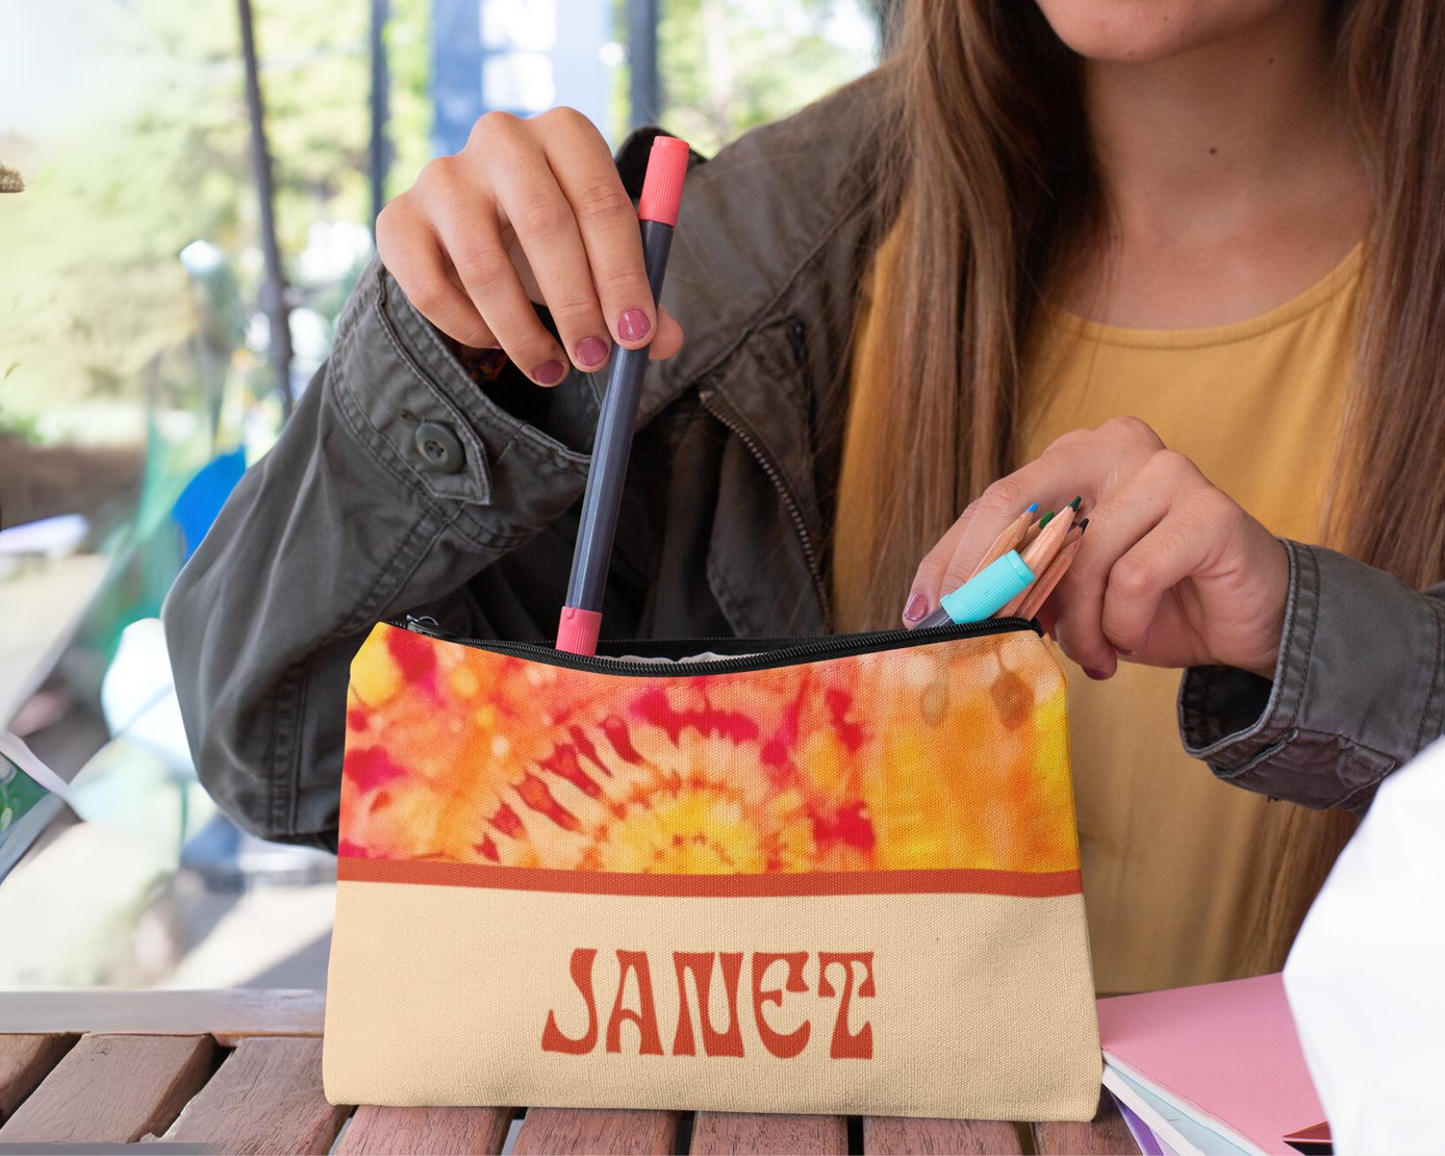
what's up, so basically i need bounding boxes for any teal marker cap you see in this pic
[939,550,1035,624]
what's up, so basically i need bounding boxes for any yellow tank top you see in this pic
[842,240,1363,993]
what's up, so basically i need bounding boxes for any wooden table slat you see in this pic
[689,1111,848,1155]
[513,1108,682,1156]
[0,1034,77,1122]
[164,1036,348,1155]
[0,1033,212,1144]
[336,1105,515,1156]
[0,989,325,1044]
[1033,1093,1138,1156]
[863,1116,1023,1155]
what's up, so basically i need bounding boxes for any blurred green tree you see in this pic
[652,0,876,155]
[0,0,871,445]
[0,0,431,444]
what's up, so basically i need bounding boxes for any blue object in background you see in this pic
[171,448,247,561]
[431,0,485,156]
[431,0,615,156]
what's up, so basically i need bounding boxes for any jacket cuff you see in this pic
[1179,539,1445,811]
[332,256,598,550]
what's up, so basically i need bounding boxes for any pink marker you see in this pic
[556,135,689,656]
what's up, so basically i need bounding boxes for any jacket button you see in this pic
[414,421,464,473]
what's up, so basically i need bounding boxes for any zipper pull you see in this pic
[406,614,440,633]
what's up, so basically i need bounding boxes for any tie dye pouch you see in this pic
[323,617,1101,1120]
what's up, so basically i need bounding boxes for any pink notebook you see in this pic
[1098,973,1327,1156]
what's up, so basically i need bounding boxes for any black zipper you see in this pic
[698,387,831,621]
[396,615,1040,678]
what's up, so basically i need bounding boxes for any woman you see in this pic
[165,0,1445,994]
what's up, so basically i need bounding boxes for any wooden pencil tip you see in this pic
[1068,495,1082,511]
[1077,517,1089,533]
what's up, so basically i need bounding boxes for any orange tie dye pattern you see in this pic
[339,624,1078,876]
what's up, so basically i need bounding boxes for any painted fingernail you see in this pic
[533,359,566,385]
[576,336,610,368]
[1084,668,1110,680]
[903,593,929,622]
[619,308,651,342]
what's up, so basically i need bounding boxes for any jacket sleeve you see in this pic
[163,259,596,849]
[1178,539,1445,812]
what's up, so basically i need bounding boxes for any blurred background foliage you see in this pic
[1,0,430,464]
[1,0,876,468]
[640,0,878,153]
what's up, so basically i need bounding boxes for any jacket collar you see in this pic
[620,72,890,441]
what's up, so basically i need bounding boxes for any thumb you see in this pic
[648,307,684,360]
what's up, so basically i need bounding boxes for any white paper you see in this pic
[1283,737,1445,1156]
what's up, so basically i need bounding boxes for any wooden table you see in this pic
[0,991,1138,1154]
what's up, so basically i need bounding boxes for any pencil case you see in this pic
[322,615,1101,1120]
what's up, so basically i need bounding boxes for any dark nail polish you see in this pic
[534,359,566,385]
[576,336,610,368]
[1084,668,1110,680]
[619,308,651,342]
[903,593,928,622]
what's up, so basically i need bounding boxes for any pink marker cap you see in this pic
[555,605,603,657]
[637,136,690,226]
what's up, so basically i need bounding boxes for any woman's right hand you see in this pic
[375,107,684,385]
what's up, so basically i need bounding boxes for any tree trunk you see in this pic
[237,0,294,419]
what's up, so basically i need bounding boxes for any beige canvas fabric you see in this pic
[324,880,1100,1119]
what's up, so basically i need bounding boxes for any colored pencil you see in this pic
[968,502,1040,578]
[1000,515,1084,619]
[1016,530,1084,619]
[1020,505,1076,577]
[1021,511,1053,549]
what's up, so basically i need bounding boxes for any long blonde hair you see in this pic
[835,0,1445,971]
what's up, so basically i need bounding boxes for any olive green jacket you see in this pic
[164,75,1445,848]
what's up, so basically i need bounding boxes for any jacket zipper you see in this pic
[398,614,1039,678]
[698,388,831,621]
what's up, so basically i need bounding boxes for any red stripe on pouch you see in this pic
[335,857,1083,898]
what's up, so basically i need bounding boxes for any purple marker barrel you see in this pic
[556,135,689,655]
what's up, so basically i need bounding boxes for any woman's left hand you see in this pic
[905,417,1289,680]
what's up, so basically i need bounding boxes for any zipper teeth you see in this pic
[398,616,1039,677]
[699,390,830,620]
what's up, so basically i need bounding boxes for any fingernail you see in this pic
[576,336,610,368]
[619,308,651,342]
[1084,668,1110,680]
[1114,646,1134,656]
[903,593,929,622]
[533,359,566,385]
